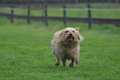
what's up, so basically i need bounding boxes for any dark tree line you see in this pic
[0,0,119,4]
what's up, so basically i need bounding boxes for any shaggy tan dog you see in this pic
[51,27,84,68]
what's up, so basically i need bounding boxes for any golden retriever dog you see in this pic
[51,27,84,68]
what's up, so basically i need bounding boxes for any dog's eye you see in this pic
[66,31,69,33]
[72,31,75,33]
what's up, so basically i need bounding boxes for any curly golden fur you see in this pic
[51,27,84,68]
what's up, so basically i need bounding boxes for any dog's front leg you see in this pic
[55,57,60,66]
[69,59,76,68]
[62,59,66,67]
[75,59,79,64]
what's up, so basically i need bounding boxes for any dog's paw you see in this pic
[55,62,60,66]
[75,59,80,64]
[69,63,74,68]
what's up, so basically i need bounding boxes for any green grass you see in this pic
[0,17,120,80]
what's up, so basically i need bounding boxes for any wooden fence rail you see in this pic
[0,4,120,28]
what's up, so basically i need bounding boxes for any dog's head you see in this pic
[60,27,83,43]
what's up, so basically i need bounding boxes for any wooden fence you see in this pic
[0,4,120,28]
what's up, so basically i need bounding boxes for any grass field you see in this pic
[0,17,120,80]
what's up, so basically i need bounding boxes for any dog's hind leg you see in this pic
[62,59,66,67]
[69,59,76,68]
[55,57,60,66]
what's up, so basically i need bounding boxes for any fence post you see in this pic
[63,4,66,26]
[42,4,44,22]
[27,5,30,24]
[87,4,92,29]
[11,5,14,23]
[44,4,48,26]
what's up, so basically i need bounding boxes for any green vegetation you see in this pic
[0,17,120,80]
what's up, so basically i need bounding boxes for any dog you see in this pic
[51,27,84,68]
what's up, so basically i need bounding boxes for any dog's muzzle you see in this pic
[67,34,74,40]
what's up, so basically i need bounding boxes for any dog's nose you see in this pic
[69,33,72,36]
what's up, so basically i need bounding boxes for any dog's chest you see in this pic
[60,47,78,59]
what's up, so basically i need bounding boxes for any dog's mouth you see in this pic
[67,35,74,40]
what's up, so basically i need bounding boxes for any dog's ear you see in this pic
[79,35,84,42]
[59,30,63,37]
[77,33,84,41]
[78,36,80,40]
[77,33,80,40]
[74,27,81,31]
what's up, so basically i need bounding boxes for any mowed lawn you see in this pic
[0,17,120,80]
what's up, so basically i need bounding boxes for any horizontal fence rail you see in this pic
[48,8,120,11]
[1,7,120,11]
[0,13,120,26]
